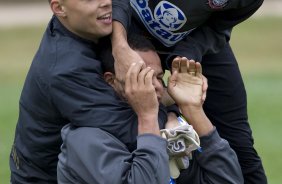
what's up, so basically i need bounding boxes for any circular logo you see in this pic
[208,0,228,9]
[154,1,187,31]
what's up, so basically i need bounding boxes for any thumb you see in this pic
[167,70,178,93]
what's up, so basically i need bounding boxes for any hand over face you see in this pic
[124,62,159,118]
[167,57,204,109]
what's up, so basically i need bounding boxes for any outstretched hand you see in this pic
[167,57,204,109]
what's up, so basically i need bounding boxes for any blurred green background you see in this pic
[1,1,282,184]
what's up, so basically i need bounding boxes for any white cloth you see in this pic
[160,117,201,179]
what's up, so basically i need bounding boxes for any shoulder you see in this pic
[62,125,128,151]
[47,37,104,85]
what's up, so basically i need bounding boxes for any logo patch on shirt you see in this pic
[208,0,228,9]
[154,1,186,31]
[131,0,194,47]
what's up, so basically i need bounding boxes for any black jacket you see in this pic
[10,16,167,183]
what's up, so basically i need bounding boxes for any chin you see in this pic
[102,27,112,36]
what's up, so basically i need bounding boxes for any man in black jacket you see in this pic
[10,0,165,183]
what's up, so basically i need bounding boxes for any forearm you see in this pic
[111,0,131,51]
[179,106,213,137]
[178,129,244,183]
[112,21,129,49]
[111,20,145,80]
[195,129,243,183]
[58,126,170,184]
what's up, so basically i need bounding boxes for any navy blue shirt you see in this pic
[113,0,263,61]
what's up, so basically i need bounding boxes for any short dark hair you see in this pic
[98,34,156,73]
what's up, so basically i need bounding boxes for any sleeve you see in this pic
[112,0,132,31]
[58,127,170,184]
[167,0,264,63]
[177,128,244,183]
[49,53,132,130]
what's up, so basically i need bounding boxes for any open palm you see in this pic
[167,58,204,108]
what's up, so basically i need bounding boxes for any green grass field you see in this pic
[231,17,282,184]
[1,17,282,183]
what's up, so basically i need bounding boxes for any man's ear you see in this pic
[50,0,66,17]
[104,72,115,87]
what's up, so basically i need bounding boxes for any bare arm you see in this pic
[111,21,145,81]
[111,21,128,50]
[165,57,243,184]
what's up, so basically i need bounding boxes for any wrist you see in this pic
[111,36,130,56]
[180,106,204,124]
[113,42,130,52]
[138,115,160,136]
[180,108,214,137]
[179,104,202,114]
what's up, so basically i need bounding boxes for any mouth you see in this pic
[97,12,112,24]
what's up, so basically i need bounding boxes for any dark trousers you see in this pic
[197,43,266,183]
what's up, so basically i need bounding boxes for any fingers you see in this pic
[187,60,196,76]
[125,62,142,91]
[144,69,154,86]
[170,57,180,87]
[202,75,208,103]
[126,62,154,90]
[133,62,144,84]
[195,62,202,77]
[172,57,198,74]
[139,66,153,85]
[172,57,191,74]
[194,62,205,103]
[171,57,202,77]
[180,57,189,73]
[171,57,180,75]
